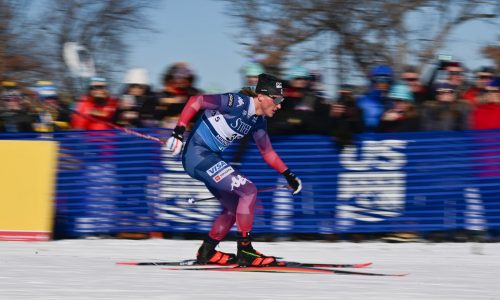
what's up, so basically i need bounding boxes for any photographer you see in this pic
[329,84,364,149]
[377,83,420,132]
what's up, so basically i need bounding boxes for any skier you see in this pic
[165,73,302,266]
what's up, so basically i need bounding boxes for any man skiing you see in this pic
[165,73,302,266]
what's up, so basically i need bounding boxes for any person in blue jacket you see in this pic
[357,65,394,131]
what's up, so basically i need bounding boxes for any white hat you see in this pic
[124,68,149,85]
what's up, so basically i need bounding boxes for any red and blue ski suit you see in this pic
[177,93,288,240]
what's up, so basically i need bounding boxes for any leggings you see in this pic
[183,134,257,240]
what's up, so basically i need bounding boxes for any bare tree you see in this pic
[482,37,500,71]
[224,0,499,82]
[0,0,49,84]
[36,0,160,97]
[0,0,159,97]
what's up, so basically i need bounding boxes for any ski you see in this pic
[116,259,372,269]
[163,265,408,277]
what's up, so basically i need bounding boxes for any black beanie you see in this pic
[255,73,283,96]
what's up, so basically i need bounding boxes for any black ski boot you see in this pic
[196,237,236,265]
[236,232,276,266]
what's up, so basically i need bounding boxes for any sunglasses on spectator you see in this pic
[437,89,454,94]
[403,77,419,82]
[478,75,492,80]
[448,71,462,76]
[267,95,284,105]
[373,76,391,83]
[486,89,500,93]
[90,85,107,90]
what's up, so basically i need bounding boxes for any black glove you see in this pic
[172,125,186,141]
[165,125,186,156]
[282,169,302,194]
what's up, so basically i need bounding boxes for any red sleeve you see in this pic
[177,95,222,127]
[71,98,90,129]
[253,129,288,173]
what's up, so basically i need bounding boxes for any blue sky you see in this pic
[127,0,499,97]
[127,0,245,93]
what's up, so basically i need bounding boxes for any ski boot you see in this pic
[196,237,236,265]
[236,232,276,267]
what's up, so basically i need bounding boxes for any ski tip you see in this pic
[116,262,139,266]
[353,262,373,268]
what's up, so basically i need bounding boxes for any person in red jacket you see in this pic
[463,67,496,108]
[71,77,118,130]
[472,77,500,130]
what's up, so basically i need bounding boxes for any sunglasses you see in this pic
[448,71,462,76]
[90,85,107,90]
[373,76,391,83]
[403,77,418,82]
[268,95,284,105]
[486,89,500,93]
[479,75,492,80]
[437,89,454,94]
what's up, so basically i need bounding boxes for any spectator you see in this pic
[155,62,202,129]
[426,59,467,100]
[268,65,325,135]
[240,61,264,91]
[400,65,427,105]
[357,65,394,131]
[463,66,496,107]
[71,77,118,130]
[329,84,364,149]
[114,68,157,128]
[309,70,328,100]
[0,81,35,132]
[378,83,420,132]
[471,77,500,130]
[446,61,467,94]
[420,82,471,131]
[112,94,142,128]
[32,80,71,132]
[378,85,421,242]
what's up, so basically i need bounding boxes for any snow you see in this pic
[1,239,499,300]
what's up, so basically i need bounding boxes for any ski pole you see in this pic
[187,184,291,204]
[35,99,167,144]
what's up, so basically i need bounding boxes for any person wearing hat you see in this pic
[378,83,420,132]
[156,62,202,129]
[420,82,471,131]
[241,61,264,91]
[471,77,500,130]
[114,68,158,128]
[463,66,497,107]
[357,64,395,131]
[165,73,302,267]
[32,80,71,132]
[328,84,364,149]
[71,76,118,130]
[0,81,35,132]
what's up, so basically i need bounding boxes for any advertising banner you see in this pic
[0,140,58,241]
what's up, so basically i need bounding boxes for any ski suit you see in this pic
[177,93,288,240]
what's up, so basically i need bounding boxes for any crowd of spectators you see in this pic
[1,60,500,147]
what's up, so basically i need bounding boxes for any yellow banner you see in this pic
[0,140,58,241]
